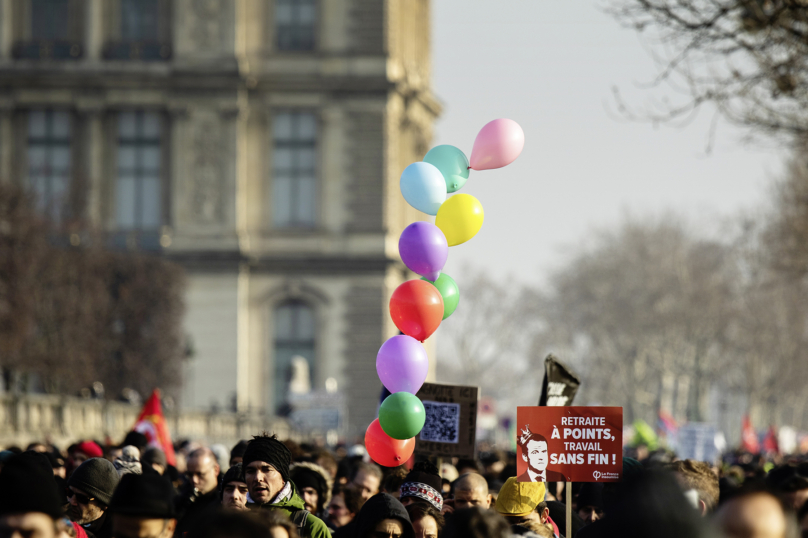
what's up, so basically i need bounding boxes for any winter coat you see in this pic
[248,483,330,538]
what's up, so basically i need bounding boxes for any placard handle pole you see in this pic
[566,481,572,538]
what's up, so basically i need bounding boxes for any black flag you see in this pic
[538,354,581,406]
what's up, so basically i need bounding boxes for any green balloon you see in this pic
[379,392,426,440]
[423,145,470,193]
[421,273,460,320]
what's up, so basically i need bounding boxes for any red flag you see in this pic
[132,389,176,466]
[763,426,780,455]
[741,415,760,454]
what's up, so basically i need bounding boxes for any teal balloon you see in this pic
[424,145,470,193]
[379,392,426,440]
[421,273,459,320]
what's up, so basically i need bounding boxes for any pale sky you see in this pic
[431,0,787,285]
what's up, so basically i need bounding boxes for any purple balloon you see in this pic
[376,335,429,394]
[399,222,448,282]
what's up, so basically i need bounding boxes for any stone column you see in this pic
[0,0,13,59]
[78,105,104,226]
[85,0,104,61]
[0,103,13,184]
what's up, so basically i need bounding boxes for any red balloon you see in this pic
[389,280,444,342]
[365,418,415,467]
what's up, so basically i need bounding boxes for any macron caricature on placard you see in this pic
[517,424,567,483]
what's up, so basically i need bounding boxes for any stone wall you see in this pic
[0,393,291,448]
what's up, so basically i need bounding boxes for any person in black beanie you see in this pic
[399,462,444,512]
[221,463,249,511]
[289,463,332,520]
[243,433,330,538]
[67,457,120,538]
[354,493,414,538]
[0,451,64,538]
[109,473,176,538]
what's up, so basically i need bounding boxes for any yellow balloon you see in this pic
[435,194,484,246]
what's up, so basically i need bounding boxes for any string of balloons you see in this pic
[365,119,526,466]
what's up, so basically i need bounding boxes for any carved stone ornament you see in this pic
[191,114,222,224]
[189,0,222,51]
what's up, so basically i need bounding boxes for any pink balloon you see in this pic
[469,119,525,171]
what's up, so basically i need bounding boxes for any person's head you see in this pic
[0,452,64,538]
[354,493,414,538]
[443,507,511,538]
[399,462,443,512]
[766,464,808,511]
[71,440,103,466]
[576,482,604,523]
[495,477,545,524]
[186,448,221,495]
[327,485,362,528]
[109,473,177,538]
[352,462,383,501]
[405,502,444,538]
[666,459,719,514]
[142,447,167,476]
[519,431,549,474]
[122,431,149,454]
[289,462,331,514]
[242,433,291,505]
[715,486,798,538]
[382,466,409,499]
[454,473,492,510]
[66,457,120,524]
[221,463,249,511]
[230,440,249,467]
[114,445,143,477]
[259,510,300,538]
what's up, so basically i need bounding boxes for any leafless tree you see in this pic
[607,0,808,144]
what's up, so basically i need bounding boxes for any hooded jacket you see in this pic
[353,493,414,538]
[248,482,330,538]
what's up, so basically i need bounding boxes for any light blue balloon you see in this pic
[400,162,447,215]
[423,145,470,193]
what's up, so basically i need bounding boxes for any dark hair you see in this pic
[187,510,272,538]
[382,465,409,495]
[406,502,445,532]
[258,510,300,538]
[333,484,363,514]
[444,507,510,538]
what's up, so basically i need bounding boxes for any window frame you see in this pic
[270,110,319,230]
[274,0,317,52]
[26,109,73,223]
[13,0,85,60]
[114,110,165,233]
[272,300,317,413]
[103,0,172,61]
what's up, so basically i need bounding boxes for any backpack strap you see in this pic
[292,509,309,529]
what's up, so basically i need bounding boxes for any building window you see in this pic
[116,111,162,231]
[273,112,317,228]
[28,110,71,223]
[14,0,83,59]
[121,0,159,42]
[105,0,171,60]
[31,0,70,40]
[276,0,316,51]
[273,301,315,412]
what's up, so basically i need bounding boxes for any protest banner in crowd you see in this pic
[517,406,623,482]
[414,382,479,459]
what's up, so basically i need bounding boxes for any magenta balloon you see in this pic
[376,335,429,394]
[399,222,448,282]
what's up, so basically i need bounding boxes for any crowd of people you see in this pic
[0,430,806,538]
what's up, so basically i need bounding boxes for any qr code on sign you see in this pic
[420,401,460,444]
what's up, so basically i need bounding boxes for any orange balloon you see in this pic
[389,280,444,342]
[365,418,415,467]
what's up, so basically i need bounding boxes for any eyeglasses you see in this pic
[66,488,95,505]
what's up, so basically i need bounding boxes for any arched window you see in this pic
[273,300,315,412]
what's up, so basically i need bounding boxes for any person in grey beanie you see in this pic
[67,457,120,538]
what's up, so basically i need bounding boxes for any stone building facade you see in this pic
[0,0,440,439]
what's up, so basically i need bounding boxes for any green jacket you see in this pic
[249,485,331,538]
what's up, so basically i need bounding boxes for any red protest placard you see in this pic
[517,406,623,483]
